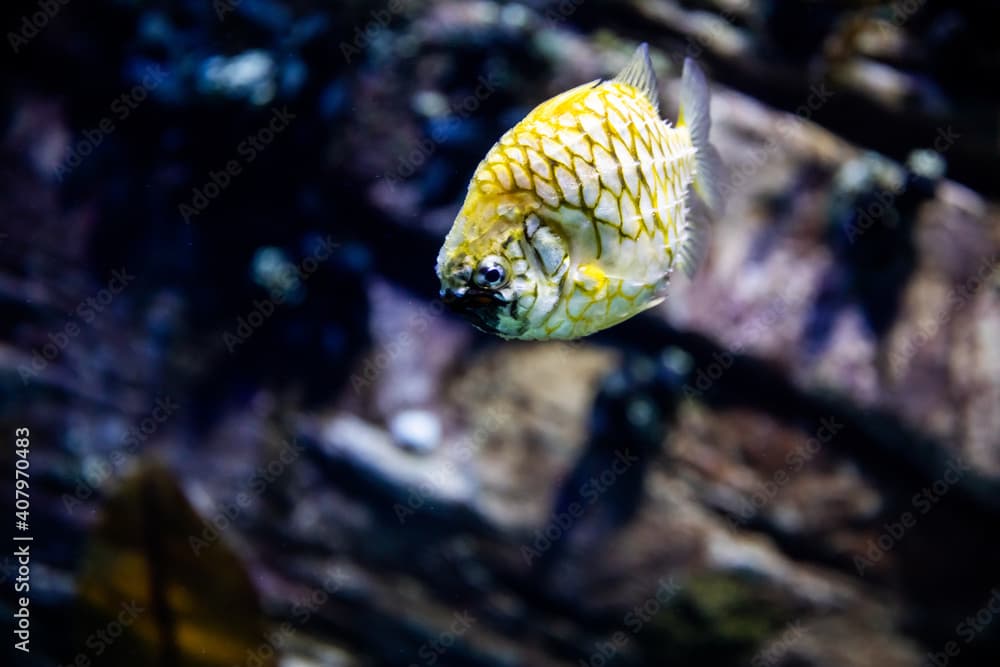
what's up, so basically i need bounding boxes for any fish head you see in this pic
[436,189,567,339]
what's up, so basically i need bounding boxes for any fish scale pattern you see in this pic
[472,81,697,338]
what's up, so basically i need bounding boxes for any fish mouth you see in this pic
[440,287,511,334]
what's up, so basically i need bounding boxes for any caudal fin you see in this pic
[678,58,725,218]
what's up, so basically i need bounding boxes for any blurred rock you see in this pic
[3,1,1000,666]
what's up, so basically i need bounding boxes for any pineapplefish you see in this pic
[436,44,724,340]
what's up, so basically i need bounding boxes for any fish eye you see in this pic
[474,256,509,289]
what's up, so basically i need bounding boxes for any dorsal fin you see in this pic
[613,43,659,112]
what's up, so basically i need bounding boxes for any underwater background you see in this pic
[2,0,1000,665]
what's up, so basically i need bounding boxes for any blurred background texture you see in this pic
[2,0,1000,666]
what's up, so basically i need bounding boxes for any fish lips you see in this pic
[441,287,511,334]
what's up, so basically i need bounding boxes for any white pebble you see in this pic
[390,410,441,453]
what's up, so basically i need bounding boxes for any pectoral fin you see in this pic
[577,262,669,310]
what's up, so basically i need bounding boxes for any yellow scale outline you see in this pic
[474,79,697,337]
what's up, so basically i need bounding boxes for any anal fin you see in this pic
[675,189,713,279]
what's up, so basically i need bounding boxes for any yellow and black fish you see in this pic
[436,44,724,339]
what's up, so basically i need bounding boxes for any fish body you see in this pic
[437,44,724,340]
